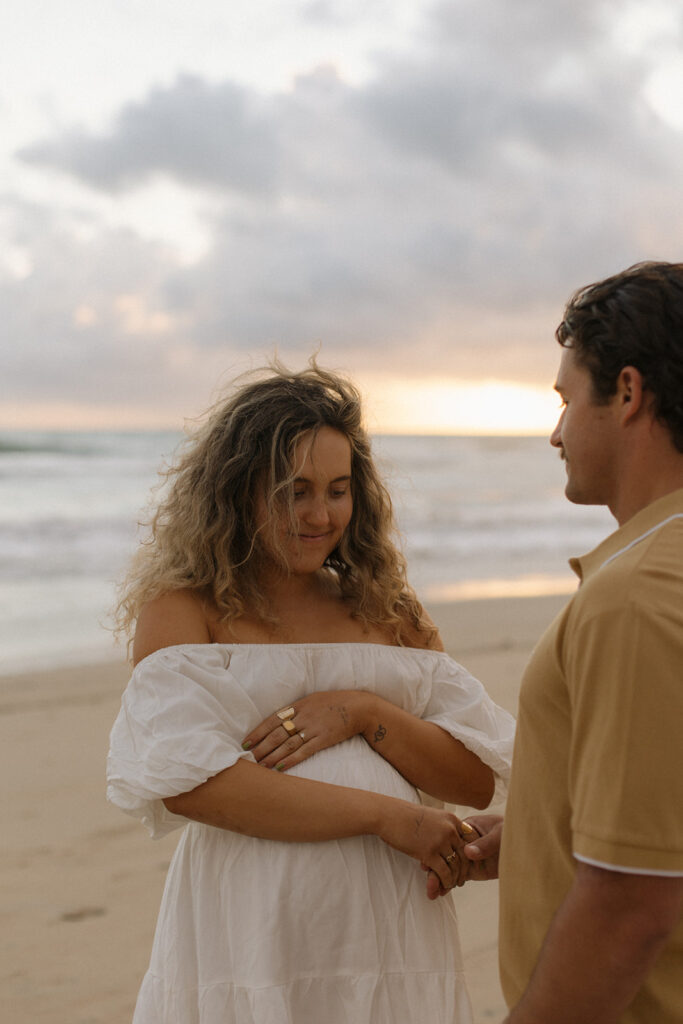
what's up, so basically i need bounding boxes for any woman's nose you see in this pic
[304,495,330,524]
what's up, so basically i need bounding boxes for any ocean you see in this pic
[0,430,614,673]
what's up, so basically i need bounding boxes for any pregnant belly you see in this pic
[285,734,420,804]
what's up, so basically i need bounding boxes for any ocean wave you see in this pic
[0,430,181,458]
[0,430,615,669]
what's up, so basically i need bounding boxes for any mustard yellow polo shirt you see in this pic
[499,488,683,1022]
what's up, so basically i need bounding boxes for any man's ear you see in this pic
[616,366,646,423]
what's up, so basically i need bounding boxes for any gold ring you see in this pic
[282,719,297,735]
[445,851,457,864]
[459,821,478,838]
[299,731,305,743]
[276,707,295,721]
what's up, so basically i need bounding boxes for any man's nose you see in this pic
[549,416,563,448]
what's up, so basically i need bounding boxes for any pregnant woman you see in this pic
[107,362,514,1023]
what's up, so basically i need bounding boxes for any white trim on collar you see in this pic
[599,513,683,571]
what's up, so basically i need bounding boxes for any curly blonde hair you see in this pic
[114,361,434,648]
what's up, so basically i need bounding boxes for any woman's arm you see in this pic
[163,757,469,890]
[244,689,495,808]
[360,693,495,807]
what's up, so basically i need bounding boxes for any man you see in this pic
[465,261,683,1022]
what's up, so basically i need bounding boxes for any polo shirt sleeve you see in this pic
[565,591,683,874]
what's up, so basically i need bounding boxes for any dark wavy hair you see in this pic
[555,261,683,451]
[114,360,434,647]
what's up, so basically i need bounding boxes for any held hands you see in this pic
[242,690,371,770]
[423,813,503,898]
[379,803,474,894]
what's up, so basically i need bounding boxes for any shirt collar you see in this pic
[570,487,683,584]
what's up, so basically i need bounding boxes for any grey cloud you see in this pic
[19,75,281,194]
[430,0,605,57]
[354,1,672,177]
[2,197,187,403]
[300,0,345,25]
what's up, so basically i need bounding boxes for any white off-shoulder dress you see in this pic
[107,643,514,1024]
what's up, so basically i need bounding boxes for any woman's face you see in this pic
[257,426,353,575]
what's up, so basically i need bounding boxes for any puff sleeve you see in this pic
[422,655,515,804]
[106,646,256,838]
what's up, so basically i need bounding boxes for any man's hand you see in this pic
[461,813,503,881]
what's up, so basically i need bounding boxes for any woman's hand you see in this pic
[242,690,375,770]
[378,802,472,894]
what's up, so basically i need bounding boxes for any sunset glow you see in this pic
[363,377,560,436]
[1,376,560,436]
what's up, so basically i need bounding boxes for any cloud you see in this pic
[1,196,191,402]
[9,0,683,419]
[19,75,282,195]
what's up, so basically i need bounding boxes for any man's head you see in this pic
[555,261,683,453]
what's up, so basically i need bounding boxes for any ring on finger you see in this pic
[445,851,458,864]
[276,706,295,721]
[459,820,478,839]
[299,731,305,743]
[282,719,297,736]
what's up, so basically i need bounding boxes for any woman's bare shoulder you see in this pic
[133,589,212,665]
[400,609,445,652]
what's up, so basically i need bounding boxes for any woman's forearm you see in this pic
[163,757,469,888]
[164,758,384,840]
[356,694,495,807]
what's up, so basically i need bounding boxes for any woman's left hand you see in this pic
[242,690,374,771]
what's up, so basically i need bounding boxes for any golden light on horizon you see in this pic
[363,376,560,435]
[0,376,561,435]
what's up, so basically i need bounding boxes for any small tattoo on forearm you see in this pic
[332,703,350,726]
[374,724,387,743]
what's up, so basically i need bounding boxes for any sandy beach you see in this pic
[2,593,569,1024]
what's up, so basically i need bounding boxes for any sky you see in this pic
[2,0,683,434]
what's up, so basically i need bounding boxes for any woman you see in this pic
[107,362,514,1024]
